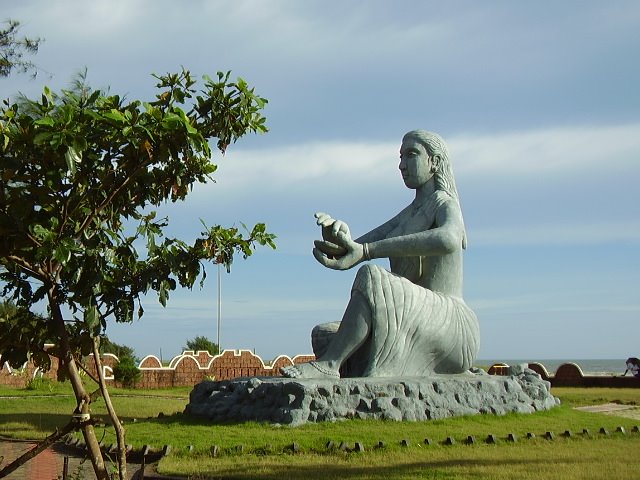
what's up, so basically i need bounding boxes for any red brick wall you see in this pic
[1,349,317,388]
[0,348,60,387]
[488,362,640,388]
[8,355,636,389]
[135,350,317,388]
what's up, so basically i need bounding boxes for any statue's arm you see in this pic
[312,202,461,271]
[366,200,464,259]
[355,209,406,244]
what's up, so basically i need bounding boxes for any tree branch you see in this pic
[3,255,47,281]
[74,155,152,240]
[75,358,100,385]
[92,337,128,480]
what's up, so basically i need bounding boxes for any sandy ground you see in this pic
[574,403,640,421]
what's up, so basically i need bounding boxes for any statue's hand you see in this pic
[314,212,349,258]
[313,230,364,271]
[313,239,347,257]
[315,212,350,241]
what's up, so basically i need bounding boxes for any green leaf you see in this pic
[87,89,101,105]
[64,146,82,175]
[31,224,51,241]
[33,132,52,145]
[53,244,71,265]
[84,305,100,334]
[34,117,55,127]
[42,86,54,103]
[102,109,127,123]
[158,280,168,307]
[79,334,94,355]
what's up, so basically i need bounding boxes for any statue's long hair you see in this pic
[402,130,467,249]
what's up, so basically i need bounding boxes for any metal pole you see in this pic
[217,263,222,352]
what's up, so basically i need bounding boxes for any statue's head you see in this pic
[402,130,467,248]
[402,130,449,163]
[402,130,457,199]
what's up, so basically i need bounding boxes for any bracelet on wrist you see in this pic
[363,243,371,261]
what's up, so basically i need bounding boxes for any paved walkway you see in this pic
[1,440,93,479]
[0,440,146,479]
[1,441,63,479]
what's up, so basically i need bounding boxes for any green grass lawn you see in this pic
[1,381,639,479]
[163,437,640,480]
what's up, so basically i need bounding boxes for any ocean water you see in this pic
[477,359,629,376]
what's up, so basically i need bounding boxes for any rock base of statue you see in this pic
[185,365,559,426]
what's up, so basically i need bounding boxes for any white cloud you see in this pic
[453,124,640,176]
[200,123,640,193]
[202,141,397,192]
[158,122,640,250]
[469,220,640,247]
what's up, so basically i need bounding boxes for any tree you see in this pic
[184,335,220,356]
[0,69,274,479]
[0,19,42,78]
[101,337,140,388]
[112,356,141,388]
[100,336,137,362]
[0,299,53,371]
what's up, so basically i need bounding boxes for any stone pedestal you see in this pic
[185,366,559,426]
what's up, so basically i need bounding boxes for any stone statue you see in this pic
[187,131,556,424]
[282,130,480,379]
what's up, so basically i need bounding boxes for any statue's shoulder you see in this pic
[428,191,464,227]
[431,190,456,209]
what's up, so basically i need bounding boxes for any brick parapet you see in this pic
[1,349,318,388]
[487,361,640,388]
[5,354,638,389]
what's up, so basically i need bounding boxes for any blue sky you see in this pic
[2,1,639,362]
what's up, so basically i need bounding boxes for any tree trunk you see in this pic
[93,337,128,480]
[49,294,110,480]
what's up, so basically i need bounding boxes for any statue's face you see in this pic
[399,139,433,189]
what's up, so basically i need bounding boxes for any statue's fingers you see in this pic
[314,239,347,256]
[336,230,353,245]
[315,212,331,225]
[319,218,336,228]
[316,216,332,226]
[312,247,334,268]
[332,220,350,237]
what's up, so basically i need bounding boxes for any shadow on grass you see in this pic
[144,411,251,427]
[0,411,167,439]
[0,413,71,436]
[186,457,558,480]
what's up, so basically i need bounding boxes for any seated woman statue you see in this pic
[281,130,480,379]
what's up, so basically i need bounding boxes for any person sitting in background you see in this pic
[622,357,640,377]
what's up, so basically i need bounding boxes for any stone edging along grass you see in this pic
[53,424,640,460]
